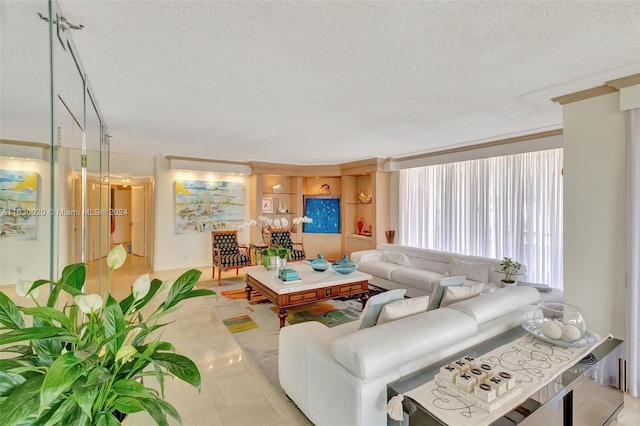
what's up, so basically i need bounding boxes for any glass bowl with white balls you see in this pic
[522,302,597,347]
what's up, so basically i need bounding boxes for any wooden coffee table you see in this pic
[244,263,372,328]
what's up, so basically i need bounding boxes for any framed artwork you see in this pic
[0,170,39,240]
[303,196,340,234]
[175,180,245,234]
[261,198,273,213]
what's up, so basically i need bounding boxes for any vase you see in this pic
[385,230,395,243]
[267,256,287,271]
[332,254,358,274]
[311,254,329,271]
[357,216,364,235]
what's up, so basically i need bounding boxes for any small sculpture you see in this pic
[358,192,372,203]
[319,183,331,194]
[357,216,364,234]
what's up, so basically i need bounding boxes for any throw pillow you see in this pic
[358,289,407,329]
[380,251,412,267]
[427,275,466,311]
[376,295,430,325]
[439,282,485,307]
[449,258,492,283]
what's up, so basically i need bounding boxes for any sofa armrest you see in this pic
[351,249,382,263]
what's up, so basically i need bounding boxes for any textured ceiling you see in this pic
[11,1,640,165]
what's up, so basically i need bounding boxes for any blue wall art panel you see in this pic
[303,196,340,234]
[175,180,245,234]
[0,170,39,240]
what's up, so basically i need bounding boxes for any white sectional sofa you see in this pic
[351,243,527,297]
[279,285,540,426]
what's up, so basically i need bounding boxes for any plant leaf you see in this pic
[72,376,98,420]
[152,352,201,391]
[38,352,87,416]
[0,292,25,330]
[112,378,153,398]
[20,307,71,329]
[0,371,26,397]
[103,296,125,357]
[163,269,202,310]
[0,326,75,346]
[59,263,86,291]
[119,279,162,313]
[139,398,169,426]
[0,375,44,426]
[113,396,145,413]
[85,366,111,386]
[183,289,217,300]
[31,318,64,366]
[40,397,76,426]
[95,412,122,426]
[1,344,33,355]
[154,398,181,424]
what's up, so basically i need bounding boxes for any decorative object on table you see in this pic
[211,229,250,284]
[319,183,332,194]
[261,197,273,213]
[499,256,521,286]
[332,254,359,274]
[272,184,283,193]
[260,245,291,269]
[277,200,288,213]
[522,301,595,346]
[0,244,216,425]
[357,191,372,203]
[311,253,330,271]
[357,216,365,235]
[278,268,300,281]
[385,230,396,243]
[175,179,244,234]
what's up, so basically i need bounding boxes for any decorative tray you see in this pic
[521,320,598,347]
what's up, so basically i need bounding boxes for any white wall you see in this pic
[153,156,250,272]
[563,92,627,338]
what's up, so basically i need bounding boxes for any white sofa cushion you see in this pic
[427,275,466,310]
[439,282,484,307]
[380,251,412,267]
[376,295,430,325]
[331,307,477,380]
[390,268,444,292]
[357,261,401,280]
[358,289,406,329]
[447,285,540,324]
[449,258,493,282]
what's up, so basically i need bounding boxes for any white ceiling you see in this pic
[43,1,640,164]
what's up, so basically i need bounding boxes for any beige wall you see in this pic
[563,92,627,338]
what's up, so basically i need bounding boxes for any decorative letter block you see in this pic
[487,375,507,396]
[497,371,516,390]
[456,373,477,392]
[439,364,459,383]
[474,382,497,402]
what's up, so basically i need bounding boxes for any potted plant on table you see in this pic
[0,244,216,425]
[500,256,522,286]
[260,245,292,269]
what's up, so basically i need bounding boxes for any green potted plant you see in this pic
[260,245,292,269]
[500,256,522,286]
[0,244,216,425]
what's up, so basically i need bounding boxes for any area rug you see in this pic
[210,279,384,394]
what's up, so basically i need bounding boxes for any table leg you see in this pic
[360,292,370,308]
[278,308,288,328]
[246,284,252,301]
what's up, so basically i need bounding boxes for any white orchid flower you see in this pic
[107,244,127,270]
[281,217,289,228]
[75,294,103,314]
[15,280,39,299]
[132,273,151,301]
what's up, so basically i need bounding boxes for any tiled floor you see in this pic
[3,255,639,425]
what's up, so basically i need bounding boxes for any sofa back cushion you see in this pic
[358,289,407,329]
[439,282,484,307]
[376,295,430,325]
[447,285,540,324]
[380,251,412,267]
[331,307,477,380]
[449,258,493,283]
[427,275,465,310]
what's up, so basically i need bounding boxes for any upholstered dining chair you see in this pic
[211,230,250,284]
[270,229,306,261]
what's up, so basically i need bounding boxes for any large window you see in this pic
[399,148,563,287]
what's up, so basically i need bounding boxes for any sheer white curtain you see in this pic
[399,148,563,287]
[626,108,640,397]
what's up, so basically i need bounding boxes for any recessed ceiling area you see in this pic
[25,2,640,164]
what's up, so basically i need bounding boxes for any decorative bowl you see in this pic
[331,262,358,274]
[529,302,588,343]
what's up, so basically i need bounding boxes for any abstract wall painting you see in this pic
[0,170,39,240]
[303,196,340,234]
[175,180,245,234]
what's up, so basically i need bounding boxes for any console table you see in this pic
[387,327,623,425]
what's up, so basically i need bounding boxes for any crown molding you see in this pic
[606,73,640,90]
[392,129,563,163]
[551,85,618,105]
